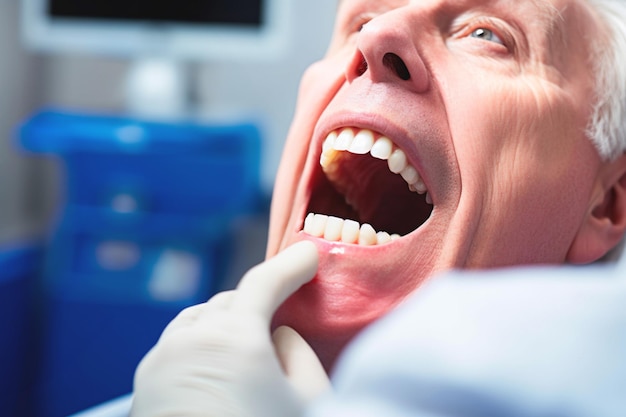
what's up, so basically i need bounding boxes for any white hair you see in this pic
[586,0,626,160]
[576,0,626,262]
[584,0,626,261]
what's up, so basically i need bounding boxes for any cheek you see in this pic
[489,159,593,264]
[448,76,586,194]
[490,133,598,263]
[268,53,352,255]
[445,76,598,264]
[275,47,355,183]
[462,147,595,266]
[488,86,594,210]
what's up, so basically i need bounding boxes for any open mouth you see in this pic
[304,127,434,245]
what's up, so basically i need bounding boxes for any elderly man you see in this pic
[270,0,626,370]
[130,0,626,416]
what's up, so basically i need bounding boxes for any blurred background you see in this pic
[0,1,335,415]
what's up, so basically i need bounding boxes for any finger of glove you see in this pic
[233,241,318,321]
[204,290,236,311]
[160,291,235,339]
[159,303,206,340]
[273,326,331,404]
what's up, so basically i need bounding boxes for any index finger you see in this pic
[233,241,318,320]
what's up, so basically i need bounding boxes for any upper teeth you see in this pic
[304,127,433,245]
[320,127,431,201]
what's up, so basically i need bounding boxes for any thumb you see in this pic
[272,326,331,404]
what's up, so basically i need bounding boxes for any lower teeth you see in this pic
[303,213,400,246]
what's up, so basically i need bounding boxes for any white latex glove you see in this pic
[131,241,330,417]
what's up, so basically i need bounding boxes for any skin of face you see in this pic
[268,0,626,371]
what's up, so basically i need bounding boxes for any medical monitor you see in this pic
[21,0,289,60]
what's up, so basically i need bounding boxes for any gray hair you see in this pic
[586,0,626,160]
[585,0,626,262]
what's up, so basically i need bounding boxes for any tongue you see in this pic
[331,155,426,236]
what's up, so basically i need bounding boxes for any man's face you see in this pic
[270,0,606,368]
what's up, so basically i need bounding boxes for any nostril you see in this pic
[357,57,368,77]
[383,53,411,81]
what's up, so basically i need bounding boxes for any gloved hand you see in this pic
[131,241,330,417]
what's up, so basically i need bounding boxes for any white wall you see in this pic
[0,0,47,243]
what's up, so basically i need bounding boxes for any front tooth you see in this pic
[371,136,393,160]
[349,129,374,154]
[388,149,408,174]
[425,193,433,205]
[359,223,377,245]
[333,128,354,151]
[341,219,360,244]
[324,216,344,241]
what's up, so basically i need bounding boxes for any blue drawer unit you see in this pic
[17,109,262,417]
[19,109,262,218]
[0,244,43,417]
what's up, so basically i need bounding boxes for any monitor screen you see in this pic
[48,0,263,27]
[22,0,289,60]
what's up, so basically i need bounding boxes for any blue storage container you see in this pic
[0,244,43,417]
[19,109,262,218]
[16,109,262,417]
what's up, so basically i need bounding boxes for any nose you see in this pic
[346,13,430,93]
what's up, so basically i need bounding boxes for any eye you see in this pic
[470,27,504,45]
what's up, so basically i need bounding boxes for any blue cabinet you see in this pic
[0,244,42,417]
[16,109,262,416]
